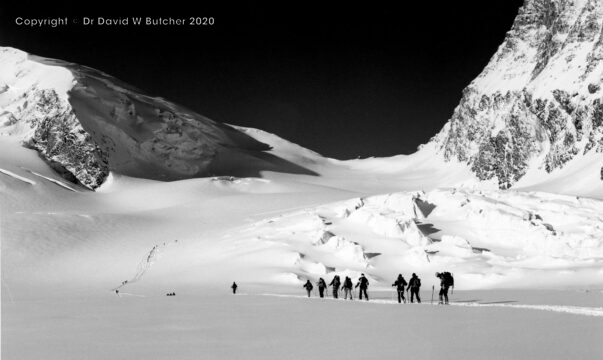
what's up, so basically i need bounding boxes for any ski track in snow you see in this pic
[451,302,603,317]
[115,292,146,298]
[25,169,78,192]
[0,168,35,185]
[111,240,180,292]
[255,293,603,317]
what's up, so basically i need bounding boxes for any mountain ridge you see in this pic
[431,0,603,189]
[0,47,320,190]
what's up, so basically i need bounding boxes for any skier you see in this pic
[355,273,369,301]
[391,274,407,303]
[436,272,454,304]
[342,276,354,300]
[303,280,314,297]
[329,275,341,299]
[407,273,421,303]
[317,278,327,298]
[231,282,238,294]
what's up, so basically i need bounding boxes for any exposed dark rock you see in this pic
[22,90,109,190]
[588,83,600,93]
[432,0,603,189]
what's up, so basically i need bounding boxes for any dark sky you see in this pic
[0,1,524,159]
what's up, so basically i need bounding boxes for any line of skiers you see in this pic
[231,271,454,305]
[303,273,370,300]
[300,272,454,304]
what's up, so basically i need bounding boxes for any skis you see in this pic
[431,285,434,305]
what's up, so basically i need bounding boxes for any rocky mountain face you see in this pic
[0,48,273,190]
[431,0,603,189]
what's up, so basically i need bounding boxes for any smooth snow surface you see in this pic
[3,290,602,360]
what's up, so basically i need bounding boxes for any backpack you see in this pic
[442,272,454,287]
[414,278,421,288]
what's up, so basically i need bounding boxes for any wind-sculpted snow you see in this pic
[217,189,603,289]
[0,168,36,185]
[432,0,603,189]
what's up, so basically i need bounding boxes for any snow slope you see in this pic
[0,47,317,190]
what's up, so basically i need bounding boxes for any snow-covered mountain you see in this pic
[431,0,603,189]
[0,47,315,190]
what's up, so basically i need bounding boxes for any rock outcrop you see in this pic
[431,0,603,189]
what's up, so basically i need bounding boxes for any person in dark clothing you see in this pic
[317,278,327,298]
[329,275,341,298]
[436,272,453,304]
[342,276,354,300]
[391,274,407,303]
[355,273,369,301]
[407,273,421,303]
[303,280,314,297]
[231,282,238,294]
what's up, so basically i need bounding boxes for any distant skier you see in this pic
[329,275,341,299]
[407,273,421,303]
[303,280,314,297]
[317,278,327,298]
[392,274,407,303]
[231,282,238,294]
[342,276,354,300]
[355,273,369,301]
[436,272,454,304]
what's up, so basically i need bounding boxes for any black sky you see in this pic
[0,1,524,159]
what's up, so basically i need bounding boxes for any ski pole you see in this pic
[431,285,434,305]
